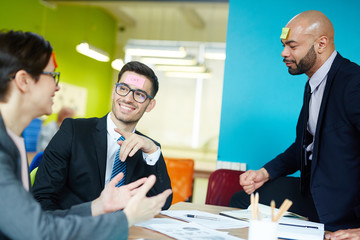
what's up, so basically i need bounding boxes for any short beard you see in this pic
[288,45,317,75]
[111,100,148,125]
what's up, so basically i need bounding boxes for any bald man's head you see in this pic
[281,10,335,77]
[287,10,334,45]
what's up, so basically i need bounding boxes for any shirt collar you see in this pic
[107,112,135,141]
[309,50,337,93]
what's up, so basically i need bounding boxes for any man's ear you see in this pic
[145,98,156,112]
[316,36,329,54]
[13,70,32,93]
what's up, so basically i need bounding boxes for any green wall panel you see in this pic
[0,0,117,119]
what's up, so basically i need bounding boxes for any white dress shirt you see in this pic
[306,50,337,158]
[104,112,161,186]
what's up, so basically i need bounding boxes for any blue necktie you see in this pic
[110,135,126,187]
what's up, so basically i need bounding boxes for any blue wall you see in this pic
[218,1,360,170]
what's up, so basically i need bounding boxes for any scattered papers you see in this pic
[136,207,324,240]
[220,203,308,221]
[135,217,181,228]
[160,209,249,229]
[220,204,324,240]
[137,219,245,240]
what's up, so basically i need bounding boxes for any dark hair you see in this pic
[0,30,53,101]
[117,61,159,97]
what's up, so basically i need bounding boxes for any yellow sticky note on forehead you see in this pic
[280,27,290,39]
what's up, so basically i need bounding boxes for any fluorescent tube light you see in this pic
[111,59,124,71]
[125,46,187,58]
[141,57,197,66]
[155,65,206,73]
[205,52,226,60]
[76,42,110,62]
[165,71,212,79]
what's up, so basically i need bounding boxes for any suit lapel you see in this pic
[92,115,108,187]
[0,114,22,180]
[311,54,345,170]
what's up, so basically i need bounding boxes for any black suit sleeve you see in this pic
[129,132,173,209]
[143,152,173,209]
[32,119,74,210]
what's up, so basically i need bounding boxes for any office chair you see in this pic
[164,157,194,205]
[30,167,39,187]
[29,151,43,187]
[205,169,244,207]
[29,151,43,172]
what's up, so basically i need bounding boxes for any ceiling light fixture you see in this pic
[141,57,197,66]
[111,59,124,71]
[165,71,212,79]
[125,46,187,58]
[76,42,110,62]
[204,51,226,60]
[155,65,206,73]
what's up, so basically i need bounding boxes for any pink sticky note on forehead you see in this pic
[124,74,145,89]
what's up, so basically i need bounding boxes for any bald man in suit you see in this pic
[230,10,360,232]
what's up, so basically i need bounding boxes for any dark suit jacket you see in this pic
[32,115,172,211]
[264,53,360,231]
[0,114,129,240]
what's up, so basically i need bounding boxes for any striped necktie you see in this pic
[110,135,126,187]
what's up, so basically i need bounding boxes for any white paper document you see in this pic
[160,209,249,229]
[138,219,245,240]
[220,204,324,240]
[220,203,308,221]
[277,218,324,240]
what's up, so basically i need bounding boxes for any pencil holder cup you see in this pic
[248,219,278,240]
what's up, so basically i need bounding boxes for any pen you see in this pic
[186,214,219,221]
[279,223,319,229]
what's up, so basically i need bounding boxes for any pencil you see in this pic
[271,200,275,222]
[274,199,293,222]
[254,192,261,220]
[251,193,255,220]
[275,199,291,221]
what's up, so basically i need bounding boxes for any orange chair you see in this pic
[205,169,245,207]
[164,157,194,205]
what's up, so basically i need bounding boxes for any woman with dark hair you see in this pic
[0,30,171,240]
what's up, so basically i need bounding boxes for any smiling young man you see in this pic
[32,61,173,211]
[229,10,360,232]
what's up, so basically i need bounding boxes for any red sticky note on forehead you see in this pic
[52,52,58,68]
[124,73,145,88]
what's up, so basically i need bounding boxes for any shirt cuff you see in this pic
[142,146,161,166]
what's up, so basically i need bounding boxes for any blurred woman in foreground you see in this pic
[0,30,171,240]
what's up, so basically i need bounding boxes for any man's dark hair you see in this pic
[117,61,159,97]
[0,30,53,101]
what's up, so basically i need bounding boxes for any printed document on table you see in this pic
[277,217,324,240]
[149,221,245,240]
[220,205,324,240]
[160,210,249,229]
[135,218,181,228]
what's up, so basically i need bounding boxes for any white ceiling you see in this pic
[43,1,229,47]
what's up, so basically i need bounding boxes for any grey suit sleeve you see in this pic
[0,150,129,240]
